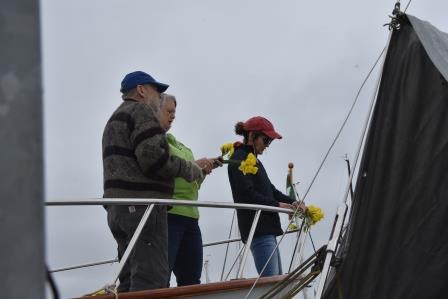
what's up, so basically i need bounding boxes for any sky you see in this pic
[40,1,448,298]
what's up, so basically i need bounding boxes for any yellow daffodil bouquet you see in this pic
[220,143,234,158]
[220,142,258,175]
[289,204,325,231]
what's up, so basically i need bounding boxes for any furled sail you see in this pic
[323,14,448,299]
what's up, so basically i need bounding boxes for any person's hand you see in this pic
[278,202,294,210]
[211,156,223,168]
[292,201,307,213]
[278,202,295,219]
[195,158,214,175]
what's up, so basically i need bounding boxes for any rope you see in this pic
[107,285,119,299]
[259,246,326,299]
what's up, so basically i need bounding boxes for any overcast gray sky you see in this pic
[41,1,448,297]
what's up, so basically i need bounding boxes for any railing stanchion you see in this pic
[237,210,261,279]
[220,210,236,281]
[112,204,155,286]
[224,244,245,281]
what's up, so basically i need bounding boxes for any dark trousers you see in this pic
[107,205,169,292]
[168,213,203,286]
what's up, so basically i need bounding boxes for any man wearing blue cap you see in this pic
[102,71,204,292]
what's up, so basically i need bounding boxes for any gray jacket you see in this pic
[102,99,203,201]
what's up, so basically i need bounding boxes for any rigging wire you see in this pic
[245,2,416,297]
[245,18,395,299]
[404,0,413,12]
[300,45,387,256]
[315,30,392,297]
[301,45,386,203]
[245,0,412,299]
[298,0,414,203]
[314,2,416,295]
[244,47,388,299]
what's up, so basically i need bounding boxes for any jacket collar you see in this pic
[236,143,257,156]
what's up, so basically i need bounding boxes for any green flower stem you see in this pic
[222,159,242,164]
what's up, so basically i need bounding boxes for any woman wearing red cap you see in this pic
[227,116,305,277]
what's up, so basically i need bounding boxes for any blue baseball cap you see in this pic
[120,71,169,93]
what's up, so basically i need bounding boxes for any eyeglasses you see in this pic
[262,136,273,146]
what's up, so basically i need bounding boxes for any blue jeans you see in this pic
[250,235,283,277]
[168,214,203,286]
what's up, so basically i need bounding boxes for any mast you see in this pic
[0,0,45,297]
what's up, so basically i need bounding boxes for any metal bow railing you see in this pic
[46,198,299,288]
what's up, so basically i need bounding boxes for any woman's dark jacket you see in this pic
[227,144,295,243]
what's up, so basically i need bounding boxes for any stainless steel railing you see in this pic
[46,198,297,287]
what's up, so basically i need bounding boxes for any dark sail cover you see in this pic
[323,15,448,299]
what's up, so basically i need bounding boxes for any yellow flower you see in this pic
[220,143,234,158]
[306,205,324,225]
[288,222,298,231]
[238,153,258,175]
[246,153,257,165]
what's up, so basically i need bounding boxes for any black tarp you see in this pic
[322,15,448,299]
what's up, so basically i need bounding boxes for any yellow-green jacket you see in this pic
[167,133,200,219]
